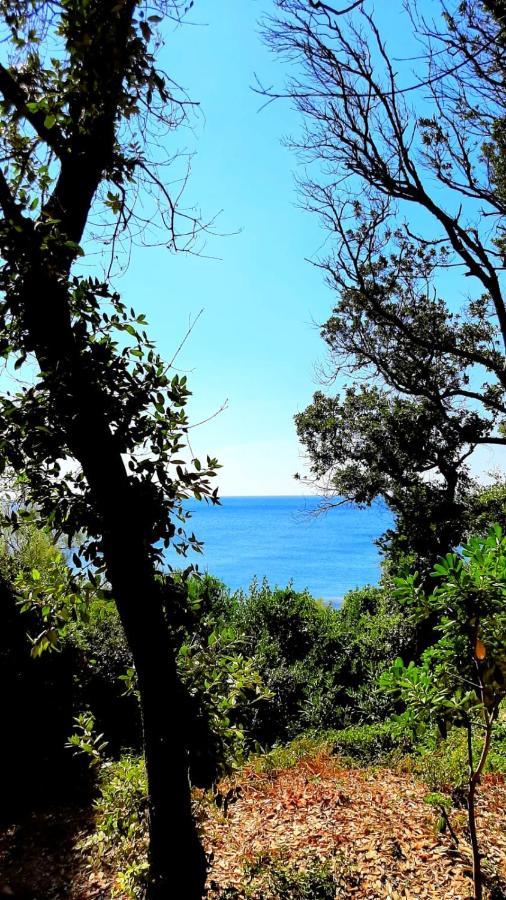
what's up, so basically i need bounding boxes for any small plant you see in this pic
[15,543,103,657]
[414,730,469,799]
[330,720,412,765]
[424,793,460,844]
[81,754,148,898]
[65,712,108,767]
[381,526,506,900]
[213,856,343,900]
[248,733,337,775]
[265,860,337,900]
[178,623,272,786]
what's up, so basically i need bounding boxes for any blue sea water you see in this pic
[165,496,393,604]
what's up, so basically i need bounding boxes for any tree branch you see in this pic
[0,63,67,159]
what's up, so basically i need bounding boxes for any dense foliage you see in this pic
[382,527,506,898]
[0,525,414,787]
[3,511,506,896]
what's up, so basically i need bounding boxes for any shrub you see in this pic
[414,724,506,794]
[261,860,338,900]
[414,732,468,798]
[82,754,148,899]
[0,527,89,816]
[230,581,344,745]
[382,527,506,899]
[65,597,142,753]
[488,719,506,773]
[213,857,342,900]
[333,584,415,723]
[178,622,271,786]
[331,721,412,765]
[248,733,338,775]
[230,580,410,747]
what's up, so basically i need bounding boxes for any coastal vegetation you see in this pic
[2,509,506,897]
[0,1,506,899]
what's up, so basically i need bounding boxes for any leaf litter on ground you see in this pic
[0,748,504,898]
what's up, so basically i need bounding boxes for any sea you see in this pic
[165,495,393,606]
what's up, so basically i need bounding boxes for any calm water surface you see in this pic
[165,496,392,604]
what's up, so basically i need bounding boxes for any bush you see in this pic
[65,597,142,753]
[82,754,148,898]
[261,860,338,900]
[414,724,506,796]
[488,719,506,773]
[331,721,412,765]
[333,585,415,723]
[248,733,338,775]
[229,581,344,745]
[213,857,341,900]
[230,580,413,747]
[414,732,468,798]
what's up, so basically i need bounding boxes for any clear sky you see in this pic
[116,0,331,495]
[112,0,505,495]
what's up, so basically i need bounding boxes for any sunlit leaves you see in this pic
[383,526,506,729]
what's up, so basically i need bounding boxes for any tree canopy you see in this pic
[267,0,506,568]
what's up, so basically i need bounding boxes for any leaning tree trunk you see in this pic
[20,267,208,899]
[62,411,209,900]
[0,1,210,891]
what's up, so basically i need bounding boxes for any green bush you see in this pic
[488,719,506,772]
[82,754,148,898]
[230,580,413,747]
[414,723,506,795]
[65,597,142,753]
[333,585,415,722]
[229,581,344,745]
[248,733,338,775]
[414,732,468,797]
[331,720,412,765]
[262,860,337,900]
[214,858,340,900]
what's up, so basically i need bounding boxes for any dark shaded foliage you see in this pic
[0,575,88,820]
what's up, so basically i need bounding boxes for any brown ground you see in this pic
[0,754,505,899]
[204,753,506,898]
[0,806,107,900]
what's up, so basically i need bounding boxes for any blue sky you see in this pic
[113,0,505,495]
[116,0,333,494]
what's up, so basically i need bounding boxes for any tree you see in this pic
[296,388,476,574]
[266,0,506,571]
[382,526,506,900]
[0,3,219,897]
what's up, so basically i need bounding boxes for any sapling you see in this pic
[381,526,506,900]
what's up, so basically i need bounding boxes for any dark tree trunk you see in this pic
[19,267,208,898]
[0,3,210,894]
[109,559,208,900]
